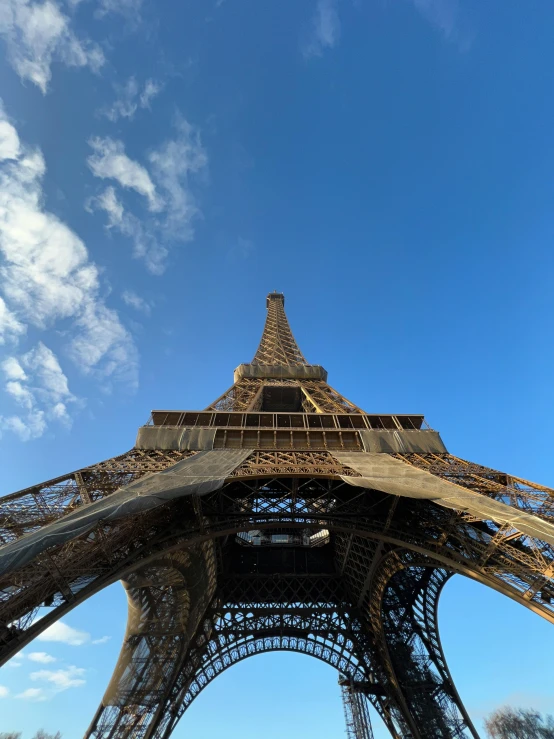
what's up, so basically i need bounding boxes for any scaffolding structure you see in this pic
[340,676,375,739]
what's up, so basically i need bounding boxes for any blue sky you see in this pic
[1,0,554,735]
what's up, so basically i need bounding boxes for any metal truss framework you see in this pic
[340,676,375,739]
[207,377,364,414]
[1,292,553,739]
[251,291,307,366]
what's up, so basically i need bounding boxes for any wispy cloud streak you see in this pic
[87,117,207,274]
[101,77,163,122]
[122,290,151,315]
[87,137,161,211]
[1,343,76,440]
[411,0,459,40]
[31,665,86,691]
[37,621,90,646]
[303,0,340,58]
[0,0,104,93]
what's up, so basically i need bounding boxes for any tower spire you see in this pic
[252,292,307,367]
[232,292,328,384]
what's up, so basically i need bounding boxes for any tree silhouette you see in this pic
[0,732,61,739]
[485,708,554,739]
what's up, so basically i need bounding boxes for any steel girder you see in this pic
[2,475,554,661]
[251,292,307,367]
[3,293,554,739]
[84,565,470,739]
[335,535,477,738]
[1,469,553,738]
[84,572,377,739]
[148,574,378,739]
[340,677,376,739]
[206,377,364,413]
[370,557,479,738]
[85,542,217,738]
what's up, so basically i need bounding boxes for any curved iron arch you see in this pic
[182,630,369,709]
[3,475,554,665]
[1,473,553,739]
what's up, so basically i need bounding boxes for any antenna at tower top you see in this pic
[266,291,285,308]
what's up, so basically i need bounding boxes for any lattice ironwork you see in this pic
[2,472,554,661]
[1,293,553,739]
[252,292,307,366]
[397,453,554,520]
[299,380,364,414]
[152,573,378,738]
[230,450,362,478]
[0,449,195,546]
[207,379,364,414]
[205,378,263,412]
[340,677,375,739]
[369,557,478,738]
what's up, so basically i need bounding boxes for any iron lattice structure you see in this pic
[1,292,554,739]
[340,676,375,739]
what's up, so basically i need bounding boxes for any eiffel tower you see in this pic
[1,292,553,738]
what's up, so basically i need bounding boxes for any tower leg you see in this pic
[85,542,216,739]
[142,573,380,738]
[372,556,480,738]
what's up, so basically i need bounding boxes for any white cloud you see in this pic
[97,0,143,18]
[0,122,100,326]
[92,635,111,645]
[87,187,168,274]
[140,79,162,109]
[86,185,124,227]
[0,296,25,345]
[87,137,161,211]
[410,0,458,39]
[27,651,56,664]
[16,687,47,701]
[303,0,340,58]
[103,77,139,121]
[15,343,72,402]
[5,379,34,409]
[1,342,76,440]
[102,77,163,122]
[148,117,207,238]
[0,0,104,93]
[122,290,151,315]
[37,620,90,646]
[0,144,100,326]
[2,412,45,441]
[0,103,139,419]
[88,118,207,274]
[0,685,9,697]
[2,355,26,380]
[69,301,138,386]
[31,665,86,691]
[0,118,21,160]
